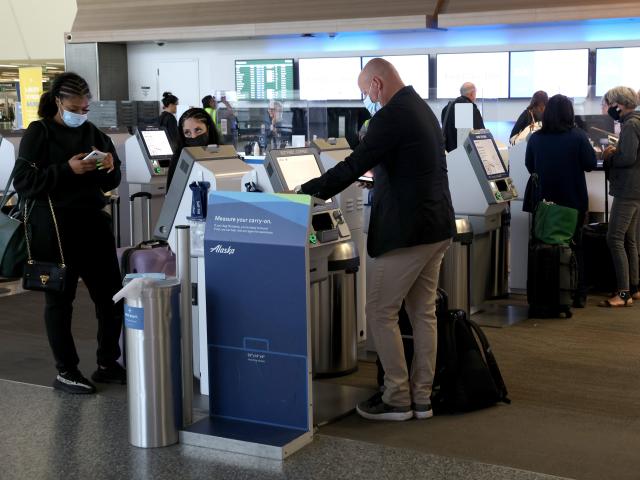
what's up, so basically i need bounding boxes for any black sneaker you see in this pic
[91,363,127,385]
[356,392,413,421]
[412,403,434,420]
[53,370,96,394]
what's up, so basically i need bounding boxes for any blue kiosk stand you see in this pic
[180,191,314,459]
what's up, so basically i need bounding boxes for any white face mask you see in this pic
[363,80,381,117]
[58,102,88,128]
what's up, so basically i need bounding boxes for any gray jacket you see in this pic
[609,111,640,200]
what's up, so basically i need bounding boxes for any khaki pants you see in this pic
[367,239,451,407]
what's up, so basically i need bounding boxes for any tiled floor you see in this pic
[0,379,569,480]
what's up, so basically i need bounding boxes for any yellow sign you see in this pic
[19,67,43,128]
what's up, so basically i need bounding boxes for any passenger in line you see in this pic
[265,100,285,148]
[524,94,597,308]
[158,91,179,151]
[166,107,220,190]
[511,90,548,139]
[600,86,640,307]
[441,82,485,153]
[300,58,455,421]
[12,72,126,394]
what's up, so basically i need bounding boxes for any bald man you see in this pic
[300,58,456,421]
[441,81,486,152]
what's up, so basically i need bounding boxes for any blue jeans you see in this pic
[606,198,640,292]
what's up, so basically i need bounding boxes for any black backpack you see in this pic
[376,288,510,413]
[431,308,511,413]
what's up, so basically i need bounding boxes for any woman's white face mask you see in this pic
[57,99,88,128]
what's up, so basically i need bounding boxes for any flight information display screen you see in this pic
[235,59,294,100]
[275,154,322,191]
[596,47,640,97]
[298,57,362,100]
[510,49,589,98]
[140,128,174,158]
[436,52,509,99]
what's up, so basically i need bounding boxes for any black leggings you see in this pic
[30,206,123,373]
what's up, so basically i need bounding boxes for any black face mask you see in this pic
[607,105,621,121]
[184,134,209,147]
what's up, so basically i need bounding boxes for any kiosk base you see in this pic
[180,417,313,460]
[313,383,377,427]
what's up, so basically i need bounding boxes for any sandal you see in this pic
[598,291,633,308]
[632,292,640,301]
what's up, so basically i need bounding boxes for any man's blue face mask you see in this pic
[363,80,381,117]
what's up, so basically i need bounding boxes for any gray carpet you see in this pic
[1,286,639,479]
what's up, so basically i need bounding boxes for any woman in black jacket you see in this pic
[166,107,220,190]
[525,94,597,307]
[158,91,179,150]
[12,72,126,394]
[511,90,548,140]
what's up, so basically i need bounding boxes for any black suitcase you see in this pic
[583,166,616,293]
[583,223,616,293]
[527,242,577,318]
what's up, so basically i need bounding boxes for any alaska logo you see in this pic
[210,244,236,255]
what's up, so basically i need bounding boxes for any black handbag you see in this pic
[0,171,28,278]
[22,196,67,293]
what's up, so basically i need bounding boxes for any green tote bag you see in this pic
[534,200,579,246]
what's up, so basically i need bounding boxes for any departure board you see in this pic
[235,59,294,100]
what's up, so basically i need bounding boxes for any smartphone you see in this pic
[83,150,107,162]
[358,175,374,185]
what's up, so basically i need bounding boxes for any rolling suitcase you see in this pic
[583,173,616,293]
[527,242,577,318]
[115,192,176,366]
[116,192,176,279]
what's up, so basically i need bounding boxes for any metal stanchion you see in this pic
[175,225,193,426]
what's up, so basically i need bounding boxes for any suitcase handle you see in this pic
[129,191,152,202]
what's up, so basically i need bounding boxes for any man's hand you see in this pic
[603,145,617,162]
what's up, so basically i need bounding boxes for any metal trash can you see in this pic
[313,241,360,377]
[124,278,182,448]
[439,219,473,315]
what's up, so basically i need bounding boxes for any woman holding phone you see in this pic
[12,72,126,394]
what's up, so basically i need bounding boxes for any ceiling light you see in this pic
[0,64,18,68]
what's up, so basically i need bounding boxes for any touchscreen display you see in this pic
[141,129,173,157]
[276,154,322,190]
[473,138,506,177]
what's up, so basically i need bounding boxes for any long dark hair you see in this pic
[528,90,548,111]
[540,94,574,134]
[161,91,178,108]
[177,108,220,146]
[201,95,213,109]
[38,72,91,119]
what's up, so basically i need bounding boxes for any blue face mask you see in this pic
[363,81,381,117]
[59,105,88,128]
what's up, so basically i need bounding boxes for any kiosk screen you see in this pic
[473,138,506,177]
[140,128,174,166]
[275,154,322,191]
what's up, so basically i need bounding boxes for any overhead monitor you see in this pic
[510,49,589,98]
[362,55,430,98]
[298,57,362,100]
[235,59,294,100]
[138,126,174,167]
[436,52,509,99]
[465,130,507,180]
[596,47,640,97]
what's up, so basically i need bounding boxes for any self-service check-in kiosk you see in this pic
[125,126,173,244]
[153,144,255,394]
[311,138,367,341]
[447,129,518,314]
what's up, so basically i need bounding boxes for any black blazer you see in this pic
[441,96,485,152]
[301,86,456,257]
